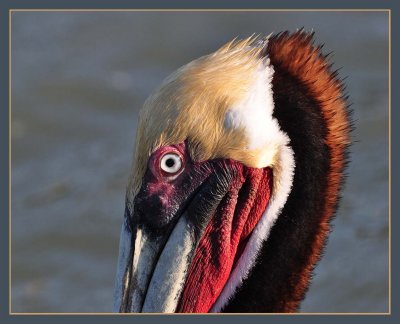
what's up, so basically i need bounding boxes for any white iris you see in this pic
[160,153,182,174]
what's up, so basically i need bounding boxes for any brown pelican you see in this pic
[113,30,351,313]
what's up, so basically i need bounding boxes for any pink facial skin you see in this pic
[133,142,211,230]
[148,143,187,181]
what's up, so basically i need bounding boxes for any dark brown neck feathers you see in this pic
[223,31,351,312]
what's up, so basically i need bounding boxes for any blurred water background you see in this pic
[11,11,389,313]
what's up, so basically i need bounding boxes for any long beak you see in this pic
[113,173,230,313]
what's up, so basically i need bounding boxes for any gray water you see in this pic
[11,11,389,313]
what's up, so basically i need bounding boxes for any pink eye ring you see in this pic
[160,153,182,174]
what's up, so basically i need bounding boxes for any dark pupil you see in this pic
[166,158,175,168]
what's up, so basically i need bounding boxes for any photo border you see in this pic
[1,1,397,323]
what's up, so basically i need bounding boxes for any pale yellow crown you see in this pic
[127,36,283,199]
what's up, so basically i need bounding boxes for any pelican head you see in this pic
[113,31,351,313]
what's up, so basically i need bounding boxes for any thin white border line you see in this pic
[387,8,392,316]
[8,8,391,12]
[9,8,12,316]
[8,8,391,315]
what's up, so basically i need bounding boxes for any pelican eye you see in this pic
[160,153,182,174]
